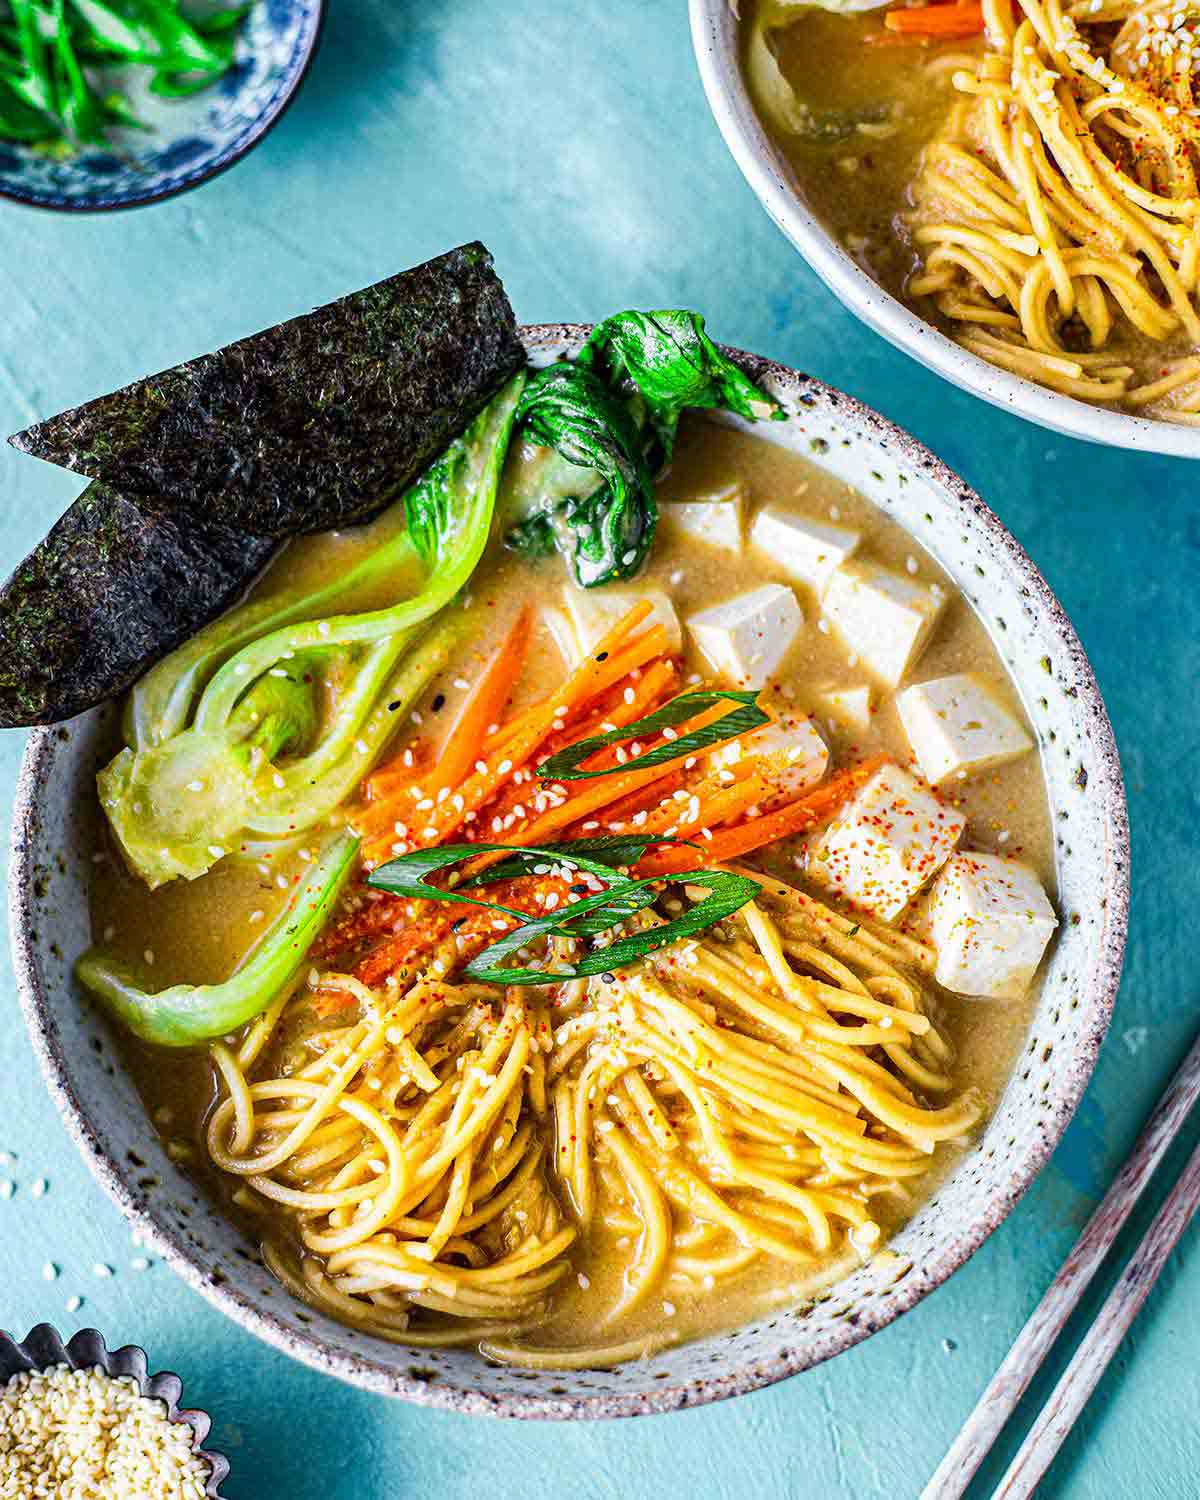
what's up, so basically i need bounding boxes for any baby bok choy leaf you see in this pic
[99,374,524,889]
[510,364,654,587]
[577,310,784,470]
[504,310,781,588]
[76,832,359,1047]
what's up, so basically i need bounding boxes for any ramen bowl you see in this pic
[689,0,1200,460]
[8,327,1129,1418]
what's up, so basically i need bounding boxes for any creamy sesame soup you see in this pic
[746,0,1200,420]
[91,413,1057,1366]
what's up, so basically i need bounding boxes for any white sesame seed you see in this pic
[92,1262,113,1278]
[41,1261,57,1281]
[31,1178,47,1198]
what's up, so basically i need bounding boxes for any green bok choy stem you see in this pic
[76,831,359,1046]
[100,373,524,888]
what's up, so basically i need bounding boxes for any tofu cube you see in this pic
[540,605,581,666]
[817,684,873,736]
[822,561,946,689]
[750,505,860,595]
[808,762,966,921]
[562,586,682,661]
[929,852,1058,1000]
[685,584,803,690]
[661,483,747,554]
[708,714,829,806]
[896,673,1033,785]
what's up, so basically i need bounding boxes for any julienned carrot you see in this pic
[361,607,668,864]
[361,741,432,806]
[483,661,681,829]
[479,601,673,757]
[427,605,533,792]
[637,756,891,875]
[357,609,531,832]
[881,1,984,35]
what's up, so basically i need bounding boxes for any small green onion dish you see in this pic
[0,0,323,211]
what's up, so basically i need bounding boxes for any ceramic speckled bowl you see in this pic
[8,327,1129,1418]
[689,0,1200,460]
[0,0,324,212]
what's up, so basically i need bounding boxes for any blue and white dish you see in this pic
[0,0,324,213]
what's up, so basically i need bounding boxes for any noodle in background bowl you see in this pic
[8,326,1129,1418]
[690,0,1200,458]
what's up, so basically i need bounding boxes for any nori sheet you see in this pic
[0,482,277,728]
[1,241,524,727]
[9,242,524,537]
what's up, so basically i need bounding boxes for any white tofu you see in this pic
[562,585,682,660]
[808,762,966,921]
[929,852,1058,1000]
[708,714,829,806]
[750,505,860,595]
[685,584,803,690]
[817,684,873,737]
[661,483,747,554]
[540,606,580,665]
[896,673,1033,785]
[822,561,946,689]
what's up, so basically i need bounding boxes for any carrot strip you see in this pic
[881,2,983,35]
[417,626,669,841]
[436,606,533,790]
[480,601,671,756]
[637,756,890,875]
[361,741,433,805]
[461,755,686,880]
[355,609,532,841]
[584,769,685,830]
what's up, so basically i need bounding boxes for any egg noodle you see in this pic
[205,875,980,1368]
[909,0,1200,416]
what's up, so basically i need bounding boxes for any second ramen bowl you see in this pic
[689,0,1199,460]
[10,327,1128,1417]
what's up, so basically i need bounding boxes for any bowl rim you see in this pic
[8,324,1130,1418]
[688,0,1200,461]
[0,0,325,215]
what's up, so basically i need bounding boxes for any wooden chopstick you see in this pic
[993,1135,1200,1498]
[920,1027,1200,1500]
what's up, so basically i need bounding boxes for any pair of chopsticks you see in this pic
[922,1026,1200,1500]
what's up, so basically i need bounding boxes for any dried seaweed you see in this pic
[1,242,524,727]
[0,482,277,728]
[9,243,524,537]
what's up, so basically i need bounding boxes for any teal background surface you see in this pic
[0,3,1197,1496]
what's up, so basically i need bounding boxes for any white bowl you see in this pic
[9,328,1129,1417]
[689,0,1200,459]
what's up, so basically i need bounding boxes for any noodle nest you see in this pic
[206,879,981,1368]
[910,0,1200,416]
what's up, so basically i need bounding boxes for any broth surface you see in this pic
[94,416,1054,1356]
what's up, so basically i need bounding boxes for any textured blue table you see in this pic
[1,4,1198,1496]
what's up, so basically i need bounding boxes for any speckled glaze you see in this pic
[0,0,323,213]
[0,1324,229,1493]
[689,0,1200,461]
[8,327,1129,1419]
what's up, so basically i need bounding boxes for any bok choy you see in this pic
[77,832,358,1046]
[98,373,524,888]
[504,310,781,587]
